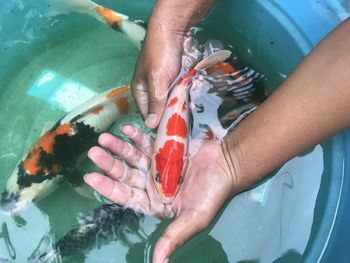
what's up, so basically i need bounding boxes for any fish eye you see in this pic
[155,173,161,183]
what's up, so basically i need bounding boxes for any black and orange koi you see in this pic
[1,0,147,215]
[0,85,132,214]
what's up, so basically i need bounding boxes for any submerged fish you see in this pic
[0,85,133,214]
[47,0,146,47]
[0,1,267,260]
[39,204,142,262]
[1,0,147,215]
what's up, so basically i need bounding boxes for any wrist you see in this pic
[219,138,245,196]
[149,0,216,34]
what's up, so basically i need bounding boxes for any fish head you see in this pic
[152,139,186,204]
[0,162,63,215]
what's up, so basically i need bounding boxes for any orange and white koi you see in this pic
[47,0,146,47]
[0,85,133,214]
[151,50,232,204]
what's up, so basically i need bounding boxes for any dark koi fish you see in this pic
[38,204,142,262]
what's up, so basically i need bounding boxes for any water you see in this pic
[0,9,153,262]
[0,1,343,263]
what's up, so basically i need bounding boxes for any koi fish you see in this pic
[0,85,133,215]
[38,204,142,262]
[47,0,146,48]
[1,0,146,215]
[151,50,232,204]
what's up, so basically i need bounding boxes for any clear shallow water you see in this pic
[0,1,342,263]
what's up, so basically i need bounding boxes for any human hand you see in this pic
[84,124,238,263]
[131,0,216,129]
[131,24,185,129]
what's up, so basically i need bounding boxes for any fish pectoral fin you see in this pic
[195,50,232,71]
[72,183,95,199]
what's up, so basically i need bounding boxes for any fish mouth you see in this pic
[0,190,20,215]
[156,188,176,204]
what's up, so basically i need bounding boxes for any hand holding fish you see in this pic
[131,0,216,129]
[84,125,237,263]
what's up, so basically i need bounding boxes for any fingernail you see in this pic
[145,113,158,128]
[83,173,91,183]
[83,173,101,185]
[163,258,169,263]
[121,125,136,137]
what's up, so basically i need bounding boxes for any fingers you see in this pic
[87,146,146,189]
[84,172,152,214]
[98,132,150,172]
[152,211,213,263]
[121,125,154,156]
[131,46,176,129]
[145,75,169,129]
[131,77,149,119]
[131,68,169,129]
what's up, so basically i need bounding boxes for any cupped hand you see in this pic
[84,124,238,263]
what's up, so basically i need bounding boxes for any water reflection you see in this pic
[27,69,97,112]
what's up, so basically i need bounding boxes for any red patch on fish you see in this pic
[22,124,73,176]
[106,85,129,99]
[95,6,123,26]
[167,97,178,108]
[56,124,74,136]
[207,62,237,75]
[91,106,104,115]
[177,68,197,86]
[23,151,41,175]
[155,140,185,197]
[166,114,187,138]
[115,97,129,115]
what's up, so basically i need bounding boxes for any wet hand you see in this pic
[131,25,185,129]
[84,125,237,263]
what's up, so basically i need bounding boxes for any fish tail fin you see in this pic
[46,0,98,17]
[46,0,146,48]
[93,7,145,48]
[195,50,232,71]
[118,19,146,48]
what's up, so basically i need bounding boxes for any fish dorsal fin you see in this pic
[195,50,232,71]
[61,86,130,123]
[46,0,98,16]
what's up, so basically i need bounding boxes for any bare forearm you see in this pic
[148,0,216,34]
[225,18,350,192]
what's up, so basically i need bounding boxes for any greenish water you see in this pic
[0,1,344,263]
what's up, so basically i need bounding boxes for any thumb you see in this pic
[152,212,211,263]
[144,76,169,129]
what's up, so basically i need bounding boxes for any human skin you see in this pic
[84,3,350,263]
[131,0,216,129]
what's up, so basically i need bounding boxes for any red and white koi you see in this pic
[151,50,232,204]
[0,85,133,215]
[47,0,146,47]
